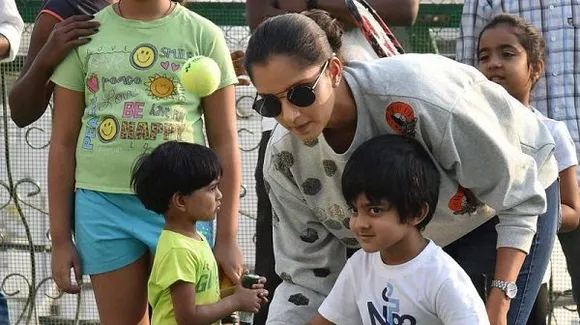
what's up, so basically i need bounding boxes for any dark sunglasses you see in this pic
[252,60,330,118]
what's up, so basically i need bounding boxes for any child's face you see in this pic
[348,194,419,256]
[181,179,223,222]
[478,26,537,105]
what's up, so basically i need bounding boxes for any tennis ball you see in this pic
[179,56,221,97]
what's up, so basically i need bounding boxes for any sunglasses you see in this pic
[252,60,330,118]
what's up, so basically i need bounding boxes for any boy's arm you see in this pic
[220,285,236,298]
[171,281,240,325]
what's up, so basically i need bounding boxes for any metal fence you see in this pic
[1,0,578,324]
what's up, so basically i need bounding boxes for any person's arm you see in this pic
[551,122,580,231]
[47,35,87,294]
[559,166,580,231]
[171,281,240,325]
[456,0,494,66]
[172,281,266,325]
[246,0,286,31]
[200,22,243,284]
[0,0,24,62]
[433,81,555,323]
[203,85,243,283]
[275,0,419,27]
[48,85,84,293]
[159,249,266,325]
[8,13,98,127]
[316,0,419,26]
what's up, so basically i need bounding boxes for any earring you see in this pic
[334,78,340,87]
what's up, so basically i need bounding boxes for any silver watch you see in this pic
[491,279,518,299]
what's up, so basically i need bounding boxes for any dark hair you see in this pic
[244,12,343,78]
[131,141,222,214]
[301,10,344,57]
[342,135,440,230]
[478,14,546,70]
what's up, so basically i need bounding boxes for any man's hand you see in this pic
[214,240,244,284]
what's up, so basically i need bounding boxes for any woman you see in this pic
[244,13,558,325]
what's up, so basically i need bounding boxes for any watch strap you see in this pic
[491,279,517,298]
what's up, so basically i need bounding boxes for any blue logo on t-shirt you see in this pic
[367,283,417,325]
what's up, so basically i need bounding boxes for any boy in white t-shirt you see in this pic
[308,135,489,325]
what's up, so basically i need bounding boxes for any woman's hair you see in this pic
[244,11,344,78]
[301,9,344,56]
[478,14,546,68]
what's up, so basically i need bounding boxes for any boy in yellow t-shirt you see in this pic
[131,141,268,325]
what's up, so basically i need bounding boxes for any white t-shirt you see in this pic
[533,109,577,172]
[318,240,489,325]
[533,108,578,284]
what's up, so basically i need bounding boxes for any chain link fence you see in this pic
[0,0,578,324]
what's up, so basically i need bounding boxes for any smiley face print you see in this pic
[131,44,158,70]
[98,116,119,142]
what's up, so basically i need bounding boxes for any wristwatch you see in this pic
[306,0,318,9]
[491,280,518,299]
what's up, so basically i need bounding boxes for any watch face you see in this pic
[506,283,518,299]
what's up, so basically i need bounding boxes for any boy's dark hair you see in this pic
[478,14,546,87]
[131,141,222,214]
[244,12,343,79]
[342,135,440,230]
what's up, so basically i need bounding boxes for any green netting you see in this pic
[0,1,578,324]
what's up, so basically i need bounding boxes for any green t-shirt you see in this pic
[149,230,220,325]
[50,4,237,193]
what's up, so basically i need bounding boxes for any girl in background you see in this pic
[478,14,580,324]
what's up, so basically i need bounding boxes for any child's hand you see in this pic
[51,240,82,294]
[251,276,269,305]
[232,284,269,313]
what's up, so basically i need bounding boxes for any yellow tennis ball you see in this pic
[179,56,221,97]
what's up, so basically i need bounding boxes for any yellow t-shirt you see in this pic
[148,230,220,325]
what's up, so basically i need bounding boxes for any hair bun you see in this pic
[302,9,344,54]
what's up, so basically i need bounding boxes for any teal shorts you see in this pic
[75,189,214,275]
